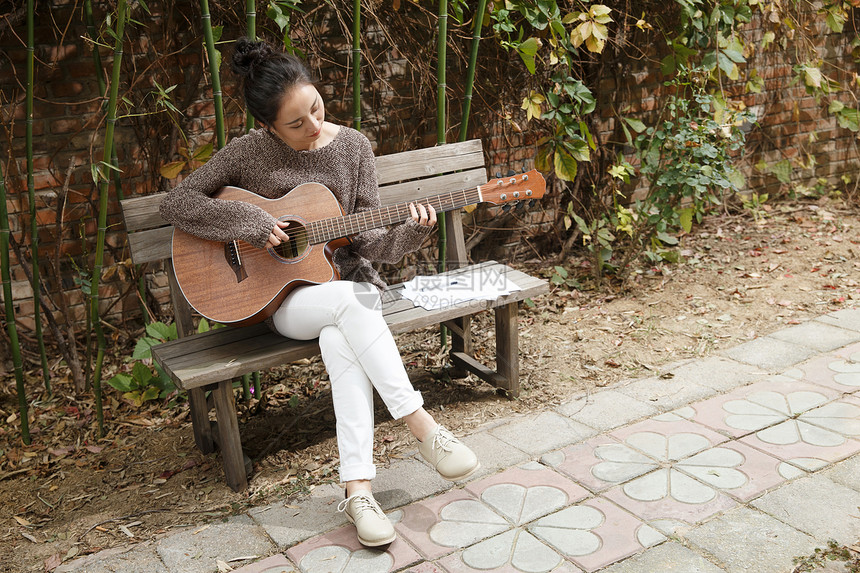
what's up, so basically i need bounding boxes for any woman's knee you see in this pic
[339,281,382,314]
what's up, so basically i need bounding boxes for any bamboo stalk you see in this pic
[201,0,226,149]
[436,0,448,274]
[26,0,50,393]
[245,0,256,132]
[437,0,449,347]
[352,0,361,129]
[91,0,128,437]
[458,0,488,142]
[0,163,29,445]
[84,0,106,96]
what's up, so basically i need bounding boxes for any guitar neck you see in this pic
[308,186,483,244]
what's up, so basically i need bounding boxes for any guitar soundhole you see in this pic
[271,219,309,261]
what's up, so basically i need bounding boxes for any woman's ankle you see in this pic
[345,479,373,497]
[404,408,438,442]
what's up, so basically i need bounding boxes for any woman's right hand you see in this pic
[266,220,290,249]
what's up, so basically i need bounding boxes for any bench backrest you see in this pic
[120,139,488,334]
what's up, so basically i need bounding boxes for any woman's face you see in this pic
[266,83,326,151]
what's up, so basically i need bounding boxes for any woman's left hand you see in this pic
[408,202,437,227]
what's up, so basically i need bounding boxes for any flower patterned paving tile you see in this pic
[286,520,421,573]
[464,463,591,526]
[599,419,738,525]
[798,394,860,438]
[436,529,584,573]
[529,496,666,572]
[395,488,509,561]
[684,377,842,439]
[672,440,789,502]
[609,418,730,460]
[232,554,293,573]
[739,394,860,467]
[602,473,738,526]
[793,345,860,394]
[545,436,659,494]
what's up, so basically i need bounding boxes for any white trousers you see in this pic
[271,281,424,482]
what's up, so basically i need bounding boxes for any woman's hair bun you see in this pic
[231,37,273,78]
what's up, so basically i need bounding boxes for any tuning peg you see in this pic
[495,171,502,179]
[507,170,516,177]
[502,204,511,213]
[528,199,537,208]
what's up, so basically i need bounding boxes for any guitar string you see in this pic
[230,187,484,258]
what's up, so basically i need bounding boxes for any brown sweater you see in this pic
[159,126,432,292]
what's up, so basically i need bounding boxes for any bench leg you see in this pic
[447,315,473,378]
[211,381,248,492]
[188,387,215,454]
[495,302,520,398]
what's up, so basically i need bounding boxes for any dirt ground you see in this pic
[0,196,858,572]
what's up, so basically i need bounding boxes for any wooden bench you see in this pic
[119,139,549,492]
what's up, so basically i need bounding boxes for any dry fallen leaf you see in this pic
[13,515,32,527]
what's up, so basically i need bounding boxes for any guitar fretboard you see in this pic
[308,187,482,245]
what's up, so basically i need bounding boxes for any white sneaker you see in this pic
[418,425,480,481]
[337,491,396,547]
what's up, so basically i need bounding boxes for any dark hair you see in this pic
[231,38,313,127]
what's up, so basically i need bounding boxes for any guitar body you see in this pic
[171,183,349,326]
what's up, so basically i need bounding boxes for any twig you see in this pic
[78,509,169,539]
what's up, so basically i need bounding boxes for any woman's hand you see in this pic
[408,202,437,227]
[266,220,290,249]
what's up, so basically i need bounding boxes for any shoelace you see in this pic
[337,492,384,517]
[431,427,456,453]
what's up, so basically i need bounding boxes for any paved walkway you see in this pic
[58,308,860,573]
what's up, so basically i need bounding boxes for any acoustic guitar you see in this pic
[171,169,546,326]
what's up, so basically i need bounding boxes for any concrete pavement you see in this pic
[57,307,860,573]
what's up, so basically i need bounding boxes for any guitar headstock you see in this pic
[480,169,546,206]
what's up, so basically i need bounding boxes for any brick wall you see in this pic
[0,1,856,332]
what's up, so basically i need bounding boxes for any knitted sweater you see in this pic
[159,126,432,292]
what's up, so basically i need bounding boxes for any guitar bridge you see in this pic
[224,240,248,283]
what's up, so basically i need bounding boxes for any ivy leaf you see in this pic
[107,373,135,393]
[553,147,579,181]
[678,207,694,233]
[192,143,214,162]
[146,321,176,341]
[624,117,647,133]
[835,107,860,131]
[590,4,613,23]
[521,91,545,121]
[722,47,745,64]
[570,21,592,49]
[535,144,553,172]
[771,159,793,184]
[141,386,161,402]
[516,37,541,74]
[802,66,823,89]
[159,161,185,179]
[132,337,159,360]
[133,362,154,386]
[564,138,591,162]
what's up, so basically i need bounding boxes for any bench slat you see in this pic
[378,168,488,207]
[127,226,173,265]
[122,193,169,232]
[375,140,484,185]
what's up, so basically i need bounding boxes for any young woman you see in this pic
[159,38,479,547]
